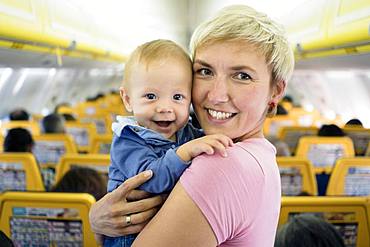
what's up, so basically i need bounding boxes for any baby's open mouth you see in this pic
[154,121,173,127]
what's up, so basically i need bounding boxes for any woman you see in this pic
[89,5,294,246]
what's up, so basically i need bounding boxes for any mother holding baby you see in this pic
[90,4,294,246]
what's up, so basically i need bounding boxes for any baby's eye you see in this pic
[145,93,157,100]
[233,72,252,81]
[173,94,184,101]
[197,68,213,77]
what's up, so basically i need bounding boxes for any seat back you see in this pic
[0,191,98,246]
[327,157,370,196]
[55,153,110,183]
[277,157,317,196]
[296,136,355,173]
[0,153,44,191]
[280,196,370,247]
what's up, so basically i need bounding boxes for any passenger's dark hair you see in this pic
[275,214,345,247]
[9,108,30,121]
[62,113,76,121]
[41,113,66,133]
[54,103,71,113]
[276,104,288,115]
[87,93,104,102]
[282,95,293,103]
[0,231,14,247]
[345,118,363,127]
[51,167,107,200]
[4,128,34,152]
[318,124,345,137]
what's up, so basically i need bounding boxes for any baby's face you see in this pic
[124,57,192,140]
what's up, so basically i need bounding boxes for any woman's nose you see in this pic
[207,78,229,103]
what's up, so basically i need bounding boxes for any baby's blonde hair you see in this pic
[190,5,294,84]
[124,39,191,87]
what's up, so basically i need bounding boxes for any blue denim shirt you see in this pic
[108,116,203,194]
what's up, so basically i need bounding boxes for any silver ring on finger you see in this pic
[125,215,132,225]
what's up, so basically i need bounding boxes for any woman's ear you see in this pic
[270,80,286,104]
[120,86,133,112]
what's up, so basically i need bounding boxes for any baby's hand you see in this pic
[176,134,233,162]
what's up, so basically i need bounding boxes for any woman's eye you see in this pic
[197,68,213,77]
[233,72,251,81]
[145,93,156,100]
[173,94,184,101]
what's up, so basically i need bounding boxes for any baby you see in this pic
[105,39,232,247]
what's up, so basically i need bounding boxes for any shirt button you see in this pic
[171,145,176,149]
[134,127,139,132]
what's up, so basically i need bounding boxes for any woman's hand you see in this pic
[89,170,164,243]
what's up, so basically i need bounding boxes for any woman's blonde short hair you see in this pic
[190,5,294,84]
[124,39,191,86]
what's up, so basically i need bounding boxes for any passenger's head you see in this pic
[275,214,345,247]
[276,104,288,115]
[51,167,107,201]
[4,128,34,152]
[9,108,30,121]
[345,118,363,127]
[41,113,66,133]
[189,5,294,140]
[120,39,193,140]
[318,124,345,137]
[282,95,293,103]
[62,113,76,121]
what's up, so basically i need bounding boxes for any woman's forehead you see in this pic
[194,41,268,68]
[196,40,265,58]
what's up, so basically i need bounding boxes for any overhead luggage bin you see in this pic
[0,0,126,67]
[282,0,370,59]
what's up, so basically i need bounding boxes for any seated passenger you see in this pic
[275,214,345,247]
[41,113,66,133]
[344,118,363,127]
[51,167,107,200]
[9,108,30,121]
[276,104,288,115]
[267,136,291,156]
[62,113,77,121]
[318,124,345,137]
[4,128,34,152]
[0,231,14,247]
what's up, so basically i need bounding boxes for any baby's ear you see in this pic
[120,87,133,112]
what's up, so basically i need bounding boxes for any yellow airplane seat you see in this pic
[327,157,370,196]
[0,153,44,192]
[296,136,355,174]
[0,191,98,247]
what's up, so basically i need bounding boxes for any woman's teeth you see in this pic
[208,109,233,120]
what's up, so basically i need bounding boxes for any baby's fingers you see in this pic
[209,140,228,157]
[216,135,234,147]
[195,143,215,156]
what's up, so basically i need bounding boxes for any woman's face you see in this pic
[192,41,279,141]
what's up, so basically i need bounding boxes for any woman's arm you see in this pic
[132,182,217,247]
[89,171,165,243]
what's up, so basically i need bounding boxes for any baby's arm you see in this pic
[110,133,192,194]
[176,134,233,162]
